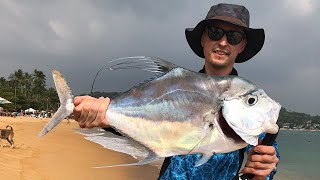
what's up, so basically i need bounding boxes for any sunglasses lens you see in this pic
[227,32,244,45]
[207,26,224,41]
[207,25,245,45]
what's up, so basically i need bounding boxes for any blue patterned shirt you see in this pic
[159,133,280,180]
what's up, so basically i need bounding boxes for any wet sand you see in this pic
[0,116,159,180]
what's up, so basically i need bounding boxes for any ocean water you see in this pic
[276,130,320,180]
[77,128,320,179]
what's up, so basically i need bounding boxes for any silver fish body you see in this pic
[107,67,247,157]
[39,56,280,168]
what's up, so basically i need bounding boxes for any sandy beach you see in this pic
[0,116,159,180]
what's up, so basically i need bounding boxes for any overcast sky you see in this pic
[0,0,319,115]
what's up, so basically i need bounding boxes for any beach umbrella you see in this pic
[0,97,11,104]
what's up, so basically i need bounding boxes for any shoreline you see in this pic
[280,128,320,132]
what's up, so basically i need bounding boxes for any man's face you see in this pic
[201,21,247,69]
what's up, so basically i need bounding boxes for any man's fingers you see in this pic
[74,96,91,106]
[73,96,83,106]
[74,96,96,116]
[244,145,278,179]
[248,153,278,164]
[73,100,85,122]
[93,97,110,127]
[254,145,277,156]
[85,97,109,128]
[85,99,102,128]
[247,146,276,160]
[241,167,270,180]
[245,161,276,170]
[78,98,95,127]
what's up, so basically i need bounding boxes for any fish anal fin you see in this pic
[194,153,215,167]
[77,129,149,159]
[93,151,160,168]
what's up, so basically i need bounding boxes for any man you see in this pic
[74,3,279,180]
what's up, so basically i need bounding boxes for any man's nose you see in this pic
[218,35,228,46]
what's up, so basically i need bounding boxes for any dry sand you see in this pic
[0,116,159,180]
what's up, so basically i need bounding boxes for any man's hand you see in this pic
[73,96,110,128]
[241,141,279,180]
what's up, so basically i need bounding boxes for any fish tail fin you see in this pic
[38,69,74,137]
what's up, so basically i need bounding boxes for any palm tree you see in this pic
[46,87,59,111]
[8,69,24,107]
[23,72,33,99]
[0,77,12,100]
[32,69,46,101]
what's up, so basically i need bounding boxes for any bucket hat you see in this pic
[185,3,265,63]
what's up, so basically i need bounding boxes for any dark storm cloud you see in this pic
[0,0,319,115]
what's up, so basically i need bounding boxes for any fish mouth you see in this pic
[218,109,244,143]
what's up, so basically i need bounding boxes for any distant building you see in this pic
[314,124,320,129]
[304,120,312,129]
[282,123,291,129]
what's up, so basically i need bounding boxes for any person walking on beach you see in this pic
[73,3,279,180]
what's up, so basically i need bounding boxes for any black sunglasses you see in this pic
[206,25,246,45]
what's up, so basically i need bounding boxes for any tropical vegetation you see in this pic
[0,69,59,112]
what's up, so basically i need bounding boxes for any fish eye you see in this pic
[245,95,258,106]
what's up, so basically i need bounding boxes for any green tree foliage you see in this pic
[278,108,320,127]
[0,69,59,112]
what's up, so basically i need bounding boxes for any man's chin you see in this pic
[209,59,229,68]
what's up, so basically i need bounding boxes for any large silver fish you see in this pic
[39,56,281,168]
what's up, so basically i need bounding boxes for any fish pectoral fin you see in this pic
[194,153,215,167]
[93,151,160,168]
